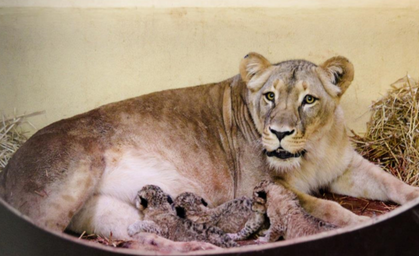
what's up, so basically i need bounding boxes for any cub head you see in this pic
[240,52,354,171]
[134,185,174,212]
[252,180,272,213]
[173,192,209,219]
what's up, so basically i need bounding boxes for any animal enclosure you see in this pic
[1,1,419,255]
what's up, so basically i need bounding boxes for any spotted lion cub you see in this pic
[173,192,266,241]
[127,185,238,248]
[253,180,337,242]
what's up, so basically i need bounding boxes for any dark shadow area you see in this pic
[2,197,419,256]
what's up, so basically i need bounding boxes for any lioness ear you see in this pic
[317,56,354,97]
[240,52,272,91]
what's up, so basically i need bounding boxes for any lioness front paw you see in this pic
[405,187,419,203]
[353,215,371,225]
[181,241,220,251]
[122,233,219,252]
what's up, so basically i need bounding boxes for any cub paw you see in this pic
[127,226,138,237]
[127,221,142,237]
[226,233,239,241]
[255,236,269,244]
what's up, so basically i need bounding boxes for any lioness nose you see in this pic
[269,128,295,141]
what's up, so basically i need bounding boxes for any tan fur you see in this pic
[1,52,418,248]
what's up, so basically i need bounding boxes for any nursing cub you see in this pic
[1,52,418,251]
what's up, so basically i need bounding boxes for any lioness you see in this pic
[1,53,418,247]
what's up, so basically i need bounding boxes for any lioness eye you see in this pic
[265,92,275,102]
[303,95,316,105]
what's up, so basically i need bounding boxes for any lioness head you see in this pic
[240,52,354,171]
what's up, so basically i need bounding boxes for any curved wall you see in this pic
[1,1,419,134]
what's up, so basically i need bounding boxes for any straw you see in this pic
[351,75,419,186]
[0,111,44,172]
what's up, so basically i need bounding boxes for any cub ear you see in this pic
[167,195,173,205]
[175,207,186,218]
[200,198,208,207]
[256,191,267,200]
[240,52,272,91]
[139,196,148,209]
[317,56,354,97]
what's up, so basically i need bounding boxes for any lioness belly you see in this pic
[97,148,204,204]
[68,145,234,236]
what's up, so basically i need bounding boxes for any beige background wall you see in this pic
[1,1,419,135]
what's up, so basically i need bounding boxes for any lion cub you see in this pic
[127,185,237,248]
[253,180,337,242]
[173,192,266,241]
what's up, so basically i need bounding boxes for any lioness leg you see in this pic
[329,153,419,205]
[126,233,220,253]
[1,146,104,232]
[295,191,369,226]
[275,180,368,226]
[68,194,141,240]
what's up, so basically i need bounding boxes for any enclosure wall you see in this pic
[1,1,419,134]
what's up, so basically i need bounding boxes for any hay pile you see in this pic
[351,75,419,186]
[0,111,43,172]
